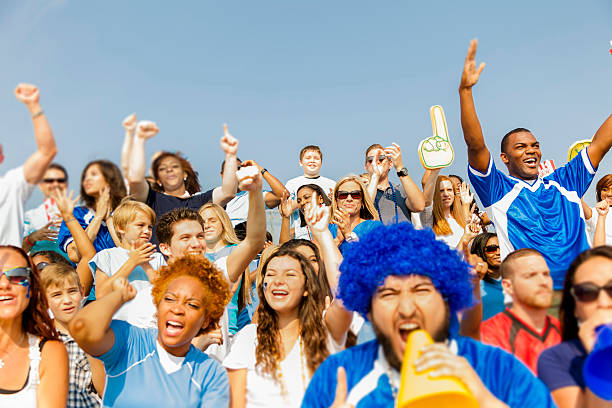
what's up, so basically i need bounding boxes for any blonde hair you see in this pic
[198,203,239,246]
[112,198,156,240]
[39,263,81,292]
[432,175,466,236]
[329,175,379,223]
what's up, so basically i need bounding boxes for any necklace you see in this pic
[278,336,308,403]
[0,332,26,369]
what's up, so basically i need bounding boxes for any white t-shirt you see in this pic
[223,323,344,408]
[89,247,166,328]
[226,190,273,227]
[418,205,464,248]
[204,257,231,362]
[285,175,336,240]
[585,207,611,246]
[0,166,35,246]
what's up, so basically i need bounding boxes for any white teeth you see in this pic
[0,296,13,301]
[399,323,418,330]
[272,290,288,296]
[167,321,183,328]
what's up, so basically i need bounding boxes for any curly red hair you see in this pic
[151,256,230,334]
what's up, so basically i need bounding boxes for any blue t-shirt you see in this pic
[302,337,555,408]
[480,276,505,321]
[468,148,595,289]
[538,338,587,391]
[328,220,384,253]
[58,206,115,254]
[98,320,229,407]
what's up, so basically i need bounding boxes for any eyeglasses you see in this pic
[484,245,500,253]
[571,282,612,302]
[36,262,50,271]
[366,155,387,164]
[337,190,363,200]
[0,267,31,285]
[42,178,67,184]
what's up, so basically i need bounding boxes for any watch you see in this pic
[261,168,268,175]
[396,167,409,177]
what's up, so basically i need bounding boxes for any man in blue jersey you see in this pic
[460,39,612,292]
[302,223,555,408]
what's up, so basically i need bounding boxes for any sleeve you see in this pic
[419,205,434,228]
[89,250,110,282]
[197,189,215,206]
[301,357,338,408]
[549,147,596,197]
[57,207,88,252]
[200,362,230,408]
[97,320,133,374]
[537,345,582,391]
[467,157,514,208]
[145,184,158,208]
[6,166,36,203]
[479,317,510,351]
[222,324,256,370]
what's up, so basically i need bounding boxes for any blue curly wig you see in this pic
[338,222,473,318]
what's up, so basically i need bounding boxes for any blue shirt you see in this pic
[58,206,115,254]
[480,276,505,321]
[98,320,229,407]
[328,220,384,253]
[468,148,595,289]
[302,337,555,408]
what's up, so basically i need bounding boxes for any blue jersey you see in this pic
[58,206,115,254]
[98,320,229,407]
[468,148,595,288]
[301,337,555,408]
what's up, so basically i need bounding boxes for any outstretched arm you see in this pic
[127,120,158,202]
[213,124,239,206]
[586,114,612,169]
[120,113,137,177]
[15,84,58,184]
[459,40,490,173]
[278,191,293,244]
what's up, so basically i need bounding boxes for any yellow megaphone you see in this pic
[397,330,478,408]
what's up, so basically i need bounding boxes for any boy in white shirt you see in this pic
[89,200,165,328]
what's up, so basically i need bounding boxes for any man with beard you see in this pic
[480,249,561,374]
[460,39,612,295]
[301,223,554,408]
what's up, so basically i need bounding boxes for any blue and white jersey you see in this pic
[98,320,229,407]
[301,337,555,408]
[468,148,596,289]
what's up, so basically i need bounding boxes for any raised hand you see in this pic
[193,328,223,351]
[122,113,137,132]
[128,242,156,266]
[595,200,609,217]
[29,220,60,243]
[236,165,262,192]
[111,277,137,303]
[14,83,40,108]
[304,192,330,234]
[384,142,404,171]
[333,208,351,237]
[459,182,474,205]
[241,159,263,171]
[136,120,159,140]
[53,189,80,219]
[278,190,292,218]
[578,309,612,353]
[220,124,239,156]
[95,186,111,219]
[460,39,486,90]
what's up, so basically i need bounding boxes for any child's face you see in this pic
[45,281,83,325]
[121,211,154,247]
[300,151,322,177]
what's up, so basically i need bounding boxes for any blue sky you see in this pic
[1,0,610,209]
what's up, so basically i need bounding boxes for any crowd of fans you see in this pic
[0,39,611,407]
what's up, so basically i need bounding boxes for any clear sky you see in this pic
[1,0,610,210]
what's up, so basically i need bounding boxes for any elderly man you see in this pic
[302,223,554,407]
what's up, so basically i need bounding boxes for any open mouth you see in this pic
[398,322,420,342]
[62,306,76,314]
[271,289,289,298]
[0,295,15,304]
[165,320,184,336]
[524,158,538,168]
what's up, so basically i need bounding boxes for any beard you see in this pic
[370,304,451,371]
[516,288,553,309]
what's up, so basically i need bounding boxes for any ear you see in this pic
[116,227,126,237]
[159,243,172,257]
[501,278,513,296]
[500,153,509,165]
[299,160,304,168]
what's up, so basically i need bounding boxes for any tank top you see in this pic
[0,334,41,407]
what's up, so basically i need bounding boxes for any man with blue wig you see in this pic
[301,223,555,407]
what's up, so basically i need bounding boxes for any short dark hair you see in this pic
[220,157,242,174]
[47,163,68,181]
[299,145,322,161]
[155,208,204,245]
[500,248,544,279]
[501,128,532,154]
[31,250,72,267]
[364,144,384,162]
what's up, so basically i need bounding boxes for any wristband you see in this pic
[31,110,44,119]
[261,168,268,176]
[25,235,34,246]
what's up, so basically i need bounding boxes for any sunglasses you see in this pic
[42,178,67,184]
[571,281,612,303]
[337,190,362,200]
[1,267,31,285]
[484,245,500,253]
[366,155,387,164]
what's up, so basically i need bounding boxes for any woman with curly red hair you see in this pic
[68,256,231,407]
[0,245,68,407]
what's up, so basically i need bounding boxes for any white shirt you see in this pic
[89,247,166,328]
[285,175,336,240]
[0,166,35,246]
[204,257,231,362]
[223,323,344,408]
[418,205,464,248]
[585,207,612,246]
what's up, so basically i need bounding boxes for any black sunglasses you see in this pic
[571,281,612,303]
[366,155,387,164]
[484,245,500,253]
[337,190,362,200]
[42,178,67,184]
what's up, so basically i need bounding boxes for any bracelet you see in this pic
[31,110,44,119]
[261,168,268,176]
[25,235,34,246]
[66,218,79,224]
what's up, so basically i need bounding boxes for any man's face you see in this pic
[299,151,322,177]
[503,254,553,309]
[39,168,68,198]
[500,131,541,181]
[368,275,449,370]
[159,220,205,260]
[364,148,391,177]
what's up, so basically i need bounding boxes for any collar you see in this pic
[156,340,186,374]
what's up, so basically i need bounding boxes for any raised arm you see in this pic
[120,113,137,176]
[127,120,159,202]
[225,167,266,284]
[278,191,293,245]
[459,40,490,173]
[586,114,612,169]
[421,168,441,207]
[15,84,58,184]
[593,200,608,247]
[385,143,426,212]
[69,278,136,357]
[212,125,239,206]
[241,159,288,208]
[366,161,384,202]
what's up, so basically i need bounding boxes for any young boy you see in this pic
[40,263,104,407]
[285,145,336,240]
[89,200,166,328]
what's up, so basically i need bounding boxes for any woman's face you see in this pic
[157,275,208,357]
[293,245,320,275]
[484,236,501,268]
[156,156,186,192]
[449,176,461,196]
[573,256,612,324]
[439,180,455,209]
[82,164,108,197]
[0,248,31,322]
[336,181,363,217]
[199,208,223,245]
[600,184,612,207]
[297,187,322,214]
[263,256,307,317]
